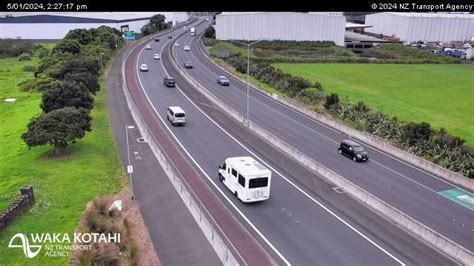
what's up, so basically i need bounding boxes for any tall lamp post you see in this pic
[125,125,135,199]
[226,40,262,125]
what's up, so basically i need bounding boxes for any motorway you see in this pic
[171,20,474,253]
[128,19,457,265]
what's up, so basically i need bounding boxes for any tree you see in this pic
[56,57,101,79]
[22,107,92,153]
[53,39,81,55]
[149,14,166,30]
[140,24,156,36]
[64,29,93,45]
[205,26,216,38]
[41,81,94,113]
[64,72,100,94]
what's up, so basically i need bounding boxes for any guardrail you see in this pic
[168,35,473,265]
[198,40,473,191]
[120,27,242,266]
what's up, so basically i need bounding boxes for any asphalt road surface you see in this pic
[173,20,474,254]
[130,19,457,265]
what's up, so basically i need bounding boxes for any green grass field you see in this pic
[273,63,474,145]
[0,52,124,265]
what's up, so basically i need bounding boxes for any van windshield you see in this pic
[248,177,268,188]
[175,113,185,117]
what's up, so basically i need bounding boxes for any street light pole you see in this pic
[125,125,135,199]
[227,40,262,125]
[246,44,250,125]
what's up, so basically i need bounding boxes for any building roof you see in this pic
[218,12,344,18]
[345,22,372,29]
[381,12,474,19]
[0,12,179,23]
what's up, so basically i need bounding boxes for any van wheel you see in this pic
[352,156,357,162]
[234,191,238,198]
[338,149,342,154]
[218,173,223,182]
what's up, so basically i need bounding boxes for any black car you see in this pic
[217,75,230,86]
[163,77,175,87]
[168,36,173,39]
[338,139,369,162]
[154,38,160,42]
[184,62,193,69]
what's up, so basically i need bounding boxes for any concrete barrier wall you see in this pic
[198,41,473,191]
[171,43,474,265]
[121,31,241,266]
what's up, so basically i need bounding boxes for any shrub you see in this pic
[22,65,36,72]
[18,53,31,61]
[53,39,81,55]
[0,38,35,57]
[402,121,433,146]
[18,76,60,92]
[324,93,340,109]
[205,26,216,38]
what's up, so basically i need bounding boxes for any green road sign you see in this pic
[123,31,135,40]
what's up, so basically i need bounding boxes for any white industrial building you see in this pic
[215,12,346,46]
[365,12,474,43]
[0,12,189,40]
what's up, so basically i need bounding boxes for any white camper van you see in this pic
[218,156,271,203]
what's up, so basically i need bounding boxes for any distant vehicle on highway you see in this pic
[218,156,271,203]
[338,139,369,162]
[184,62,193,69]
[154,38,160,42]
[190,27,196,36]
[145,44,152,50]
[139,64,148,72]
[174,42,180,47]
[167,106,186,126]
[168,36,173,39]
[217,76,230,86]
[154,54,160,60]
[184,45,190,51]
[163,76,175,87]
[183,26,187,30]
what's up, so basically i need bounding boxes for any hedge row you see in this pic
[20,26,125,152]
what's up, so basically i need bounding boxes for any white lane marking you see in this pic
[194,37,470,194]
[169,34,405,265]
[135,36,291,265]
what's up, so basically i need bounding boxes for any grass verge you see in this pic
[273,63,474,145]
[0,53,125,265]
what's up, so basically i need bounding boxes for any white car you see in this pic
[139,64,148,72]
[154,54,160,60]
[184,46,190,51]
[174,42,180,47]
[183,26,187,30]
[145,45,152,50]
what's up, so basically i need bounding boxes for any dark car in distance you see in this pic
[163,77,176,87]
[217,75,230,86]
[338,139,369,162]
[168,36,173,39]
[154,38,160,42]
[184,62,193,69]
